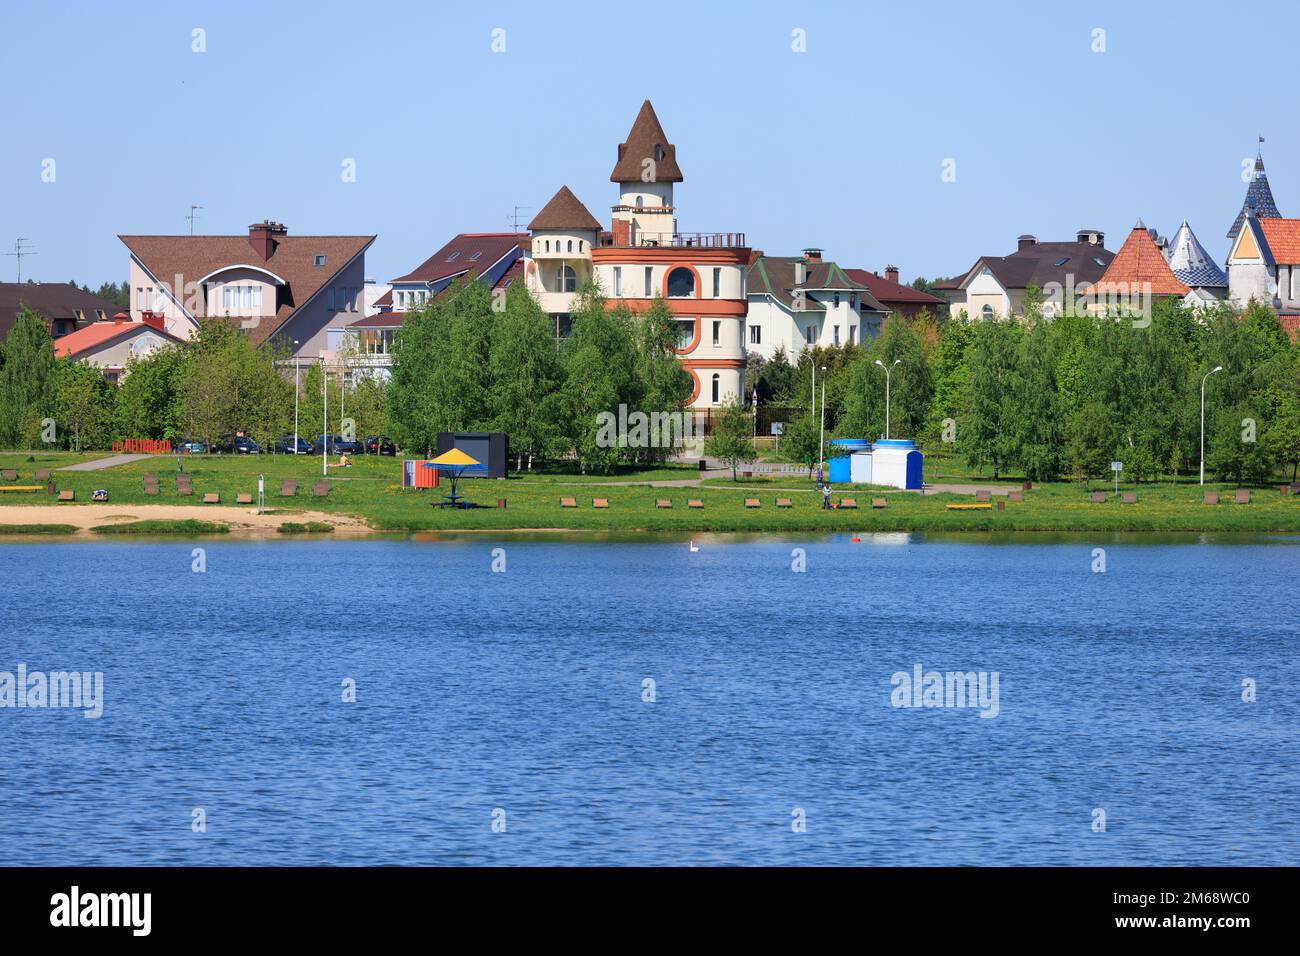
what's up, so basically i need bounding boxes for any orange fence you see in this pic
[111,439,172,454]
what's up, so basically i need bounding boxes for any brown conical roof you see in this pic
[609,99,683,183]
[528,185,602,232]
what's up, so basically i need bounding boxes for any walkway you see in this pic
[57,453,157,472]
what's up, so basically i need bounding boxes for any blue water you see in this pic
[1,533,1297,866]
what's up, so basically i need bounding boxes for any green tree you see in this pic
[705,400,758,480]
[0,307,57,447]
[54,359,114,451]
[114,345,184,440]
[488,283,565,468]
[1063,401,1114,486]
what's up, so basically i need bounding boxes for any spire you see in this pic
[1169,220,1228,289]
[1227,145,1281,240]
[528,185,601,232]
[610,99,683,183]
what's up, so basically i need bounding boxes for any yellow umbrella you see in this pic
[422,447,485,506]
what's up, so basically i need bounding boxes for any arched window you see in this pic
[567,240,573,253]
[711,373,720,404]
[655,145,663,162]
[579,240,584,252]
[667,267,695,298]
[980,304,994,320]
[636,196,644,208]
[545,240,550,253]
[558,265,577,293]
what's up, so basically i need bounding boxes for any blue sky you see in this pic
[2,0,1296,288]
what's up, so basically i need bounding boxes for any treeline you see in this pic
[388,280,691,472]
[746,297,1300,484]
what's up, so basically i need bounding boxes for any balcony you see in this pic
[598,231,746,249]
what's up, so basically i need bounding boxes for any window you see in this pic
[567,240,573,253]
[712,267,721,298]
[314,255,326,267]
[806,324,816,343]
[676,320,694,348]
[326,288,335,310]
[613,266,622,297]
[636,195,643,207]
[711,373,720,404]
[545,240,550,253]
[644,267,652,297]
[655,145,664,162]
[749,325,761,345]
[850,294,857,311]
[558,265,577,293]
[980,304,994,320]
[469,251,482,262]
[1054,257,1070,267]
[849,326,857,345]
[74,309,85,323]
[95,309,106,321]
[446,251,460,262]
[350,288,358,312]
[833,293,841,308]
[833,325,840,346]
[667,267,694,298]
[712,320,721,346]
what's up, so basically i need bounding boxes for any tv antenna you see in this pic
[5,238,36,283]
[509,206,530,233]
[186,204,204,236]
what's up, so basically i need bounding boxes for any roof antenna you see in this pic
[4,237,36,283]
[509,206,530,233]
[186,204,204,236]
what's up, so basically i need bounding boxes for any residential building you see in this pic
[1225,209,1300,336]
[745,250,888,362]
[118,220,375,359]
[943,231,1113,320]
[842,266,945,319]
[1089,220,1189,312]
[52,313,183,384]
[1,282,123,341]
[525,185,602,335]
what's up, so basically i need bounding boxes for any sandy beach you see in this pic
[0,504,371,535]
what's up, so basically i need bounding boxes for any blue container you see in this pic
[828,439,870,484]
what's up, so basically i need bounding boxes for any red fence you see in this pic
[111,439,172,454]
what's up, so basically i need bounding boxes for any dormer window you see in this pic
[446,251,460,262]
[655,145,663,162]
[314,255,326,267]
[469,251,482,262]
[1054,257,1070,267]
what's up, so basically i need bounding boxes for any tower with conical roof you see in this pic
[1167,221,1227,292]
[1227,145,1281,242]
[609,99,682,247]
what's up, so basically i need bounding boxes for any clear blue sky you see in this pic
[3,0,1296,288]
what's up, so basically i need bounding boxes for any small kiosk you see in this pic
[828,439,873,484]
[871,439,924,490]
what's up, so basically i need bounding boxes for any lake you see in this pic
[1,532,1297,865]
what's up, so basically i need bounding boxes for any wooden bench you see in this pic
[33,469,49,481]
[592,498,609,509]
[1008,491,1023,502]
[312,482,330,498]
[143,484,159,496]
[1235,490,1251,505]
[687,499,703,509]
[1204,492,1219,505]
[947,502,991,510]
[560,496,577,508]
[744,498,760,508]
[1122,492,1137,504]
[776,498,793,508]
[280,480,297,497]
[1090,492,1106,503]
[655,499,672,509]
[176,485,192,496]
[202,493,219,504]
[839,498,859,509]
[0,485,43,492]
[236,493,253,504]
[1,469,16,481]
[871,497,887,509]
[975,490,991,502]
[58,490,74,501]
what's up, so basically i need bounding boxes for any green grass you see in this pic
[90,519,230,535]
[278,521,334,534]
[2,448,1298,534]
[0,523,79,535]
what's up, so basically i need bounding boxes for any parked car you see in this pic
[335,436,364,455]
[363,435,397,456]
[178,440,207,455]
[273,436,314,455]
[214,434,262,455]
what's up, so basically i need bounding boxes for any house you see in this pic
[944,230,1113,320]
[744,251,888,361]
[524,99,752,408]
[1225,209,1300,337]
[1,282,124,341]
[52,313,184,384]
[118,220,376,360]
[1089,220,1189,313]
[842,266,945,319]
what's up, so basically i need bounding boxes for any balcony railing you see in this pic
[599,231,746,249]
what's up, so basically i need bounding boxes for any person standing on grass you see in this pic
[822,483,832,510]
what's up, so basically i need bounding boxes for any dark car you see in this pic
[274,436,314,455]
[334,436,364,455]
[214,434,262,455]
[363,435,397,456]
[314,435,353,455]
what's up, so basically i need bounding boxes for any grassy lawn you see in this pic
[1,449,1297,533]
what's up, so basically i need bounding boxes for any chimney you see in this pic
[1017,234,1037,251]
[248,220,287,260]
[612,218,630,247]
[140,312,165,331]
[802,247,823,263]
[884,264,900,284]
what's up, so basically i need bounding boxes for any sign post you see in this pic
[1110,460,1122,495]
[771,421,783,455]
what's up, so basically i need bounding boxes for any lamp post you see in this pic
[875,358,901,439]
[323,361,329,477]
[817,365,827,479]
[811,361,817,421]
[1200,365,1223,486]
[292,340,300,455]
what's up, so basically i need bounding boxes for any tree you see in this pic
[780,412,821,477]
[0,307,57,447]
[173,318,290,449]
[1063,401,1114,486]
[965,319,1021,477]
[114,345,184,440]
[705,400,757,480]
[54,360,114,451]
[488,283,565,468]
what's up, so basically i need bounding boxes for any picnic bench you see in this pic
[1008,491,1023,502]
[744,498,760,508]
[593,498,609,509]
[143,484,159,496]
[1122,492,1137,504]
[1090,492,1106,503]
[975,490,991,502]
[280,480,297,497]
[1204,492,1219,505]
[202,493,219,504]
[839,498,859,509]
[1235,490,1251,505]
[1,469,16,480]
[655,499,672,509]
[312,482,330,498]
[0,485,43,492]
[947,503,991,510]
[776,498,793,508]
[33,469,49,481]
[58,490,74,501]
[236,493,253,504]
[176,485,192,496]
[871,498,887,509]
[687,499,703,509]
[560,496,577,508]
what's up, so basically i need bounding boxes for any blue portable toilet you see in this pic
[828,439,871,483]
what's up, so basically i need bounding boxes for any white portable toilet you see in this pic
[871,439,923,490]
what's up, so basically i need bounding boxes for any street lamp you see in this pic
[1200,365,1223,486]
[817,365,828,480]
[810,360,817,421]
[875,358,901,439]
[292,340,300,455]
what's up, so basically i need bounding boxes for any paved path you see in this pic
[923,482,1022,496]
[57,453,156,472]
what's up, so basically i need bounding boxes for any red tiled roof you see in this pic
[1094,226,1188,296]
[529,186,601,232]
[1259,219,1300,263]
[843,269,944,306]
[119,231,375,343]
[53,319,183,358]
[390,233,526,284]
[610,99,683,183]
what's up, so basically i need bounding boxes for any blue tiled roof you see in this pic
[1227,152,1281,240]
[1168,221,1227,288]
